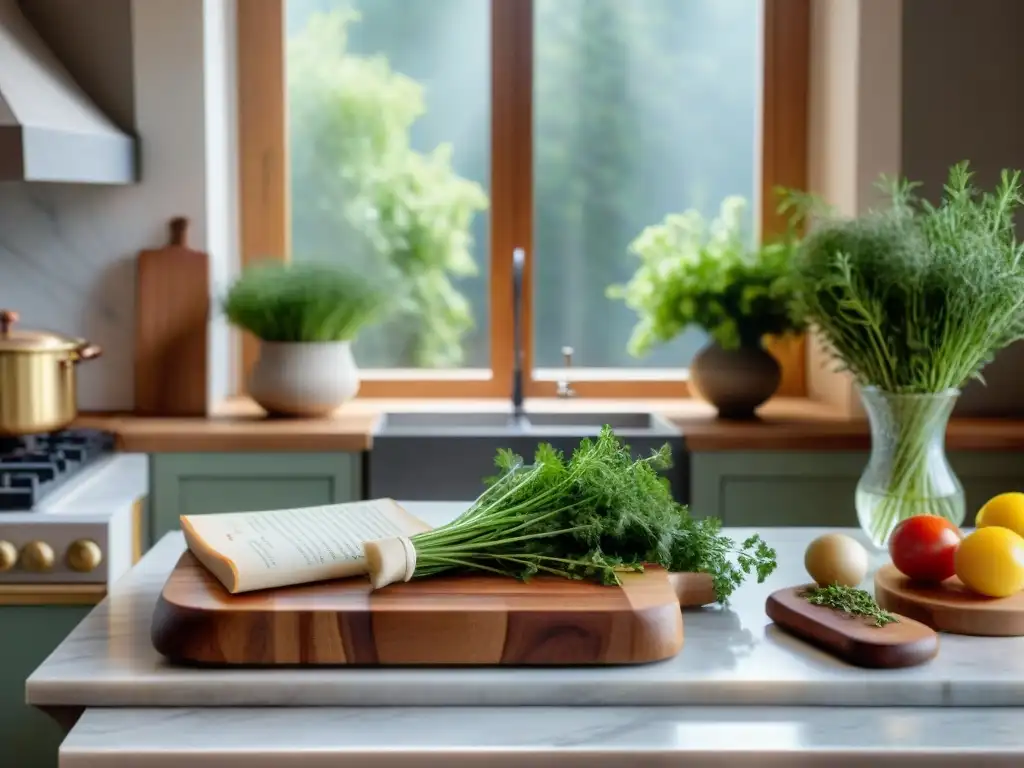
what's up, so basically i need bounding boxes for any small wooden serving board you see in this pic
[875,564,1024,637]
[151,553,689,666]
[766,585,939,669]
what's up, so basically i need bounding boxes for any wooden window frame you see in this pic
[236,0,810,400]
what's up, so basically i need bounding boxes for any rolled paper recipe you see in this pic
[181,499,431,594]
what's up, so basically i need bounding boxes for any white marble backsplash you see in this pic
[0,182,141,410]
[0,180,236,412]
[0,1,240,413]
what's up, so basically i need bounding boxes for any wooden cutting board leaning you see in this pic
[151,553,720,666]
[134,217,209,416]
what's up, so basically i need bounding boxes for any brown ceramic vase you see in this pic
[689,341,781,420]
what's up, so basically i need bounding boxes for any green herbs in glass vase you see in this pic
[793,162,1024,547]
[608,196,805,419]
[224,261,397,417]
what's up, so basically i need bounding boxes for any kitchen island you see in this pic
[29,503,1024,766]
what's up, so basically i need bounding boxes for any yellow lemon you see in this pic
[954,526,1024,598]
[976,492,1024,538]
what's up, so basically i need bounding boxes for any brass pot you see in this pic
[0,310,102,436]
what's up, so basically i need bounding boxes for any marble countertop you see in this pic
[27,502,1024,709]
[60,705,1024,767]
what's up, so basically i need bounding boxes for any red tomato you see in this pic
[888,515,964,582]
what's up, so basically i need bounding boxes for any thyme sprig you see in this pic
[802,584,899,627]
[407,426,778,603]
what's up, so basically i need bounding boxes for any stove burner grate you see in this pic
[0,429,116,512]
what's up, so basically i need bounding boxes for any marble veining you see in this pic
[0,1,243,410]
[0,183,139,410]
[26,503,1024,709]
[61,706,1019,767]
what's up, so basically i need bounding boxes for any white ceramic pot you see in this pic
[248,341,361,417]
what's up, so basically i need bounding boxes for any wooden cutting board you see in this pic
[151,552,692,666]
[134,217,209,416]
[766,585,939,669]
[875,563,1024,636]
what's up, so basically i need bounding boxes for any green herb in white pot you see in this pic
[223,261,396,417]
[608,196,804,419]
[793,162,1024,547]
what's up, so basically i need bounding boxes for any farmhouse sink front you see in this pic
[368,410,687,502]
[377,410,677,434]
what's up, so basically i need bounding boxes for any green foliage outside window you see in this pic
[287,0,757,370]
[288,9,488,368]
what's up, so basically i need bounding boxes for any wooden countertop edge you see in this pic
[74,411,381,453]
[72,398,1024,453]
[0,584,107,606]
[111,430,375,454]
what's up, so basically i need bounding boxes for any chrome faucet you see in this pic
[556,346,576,398]
[511,248,526,422]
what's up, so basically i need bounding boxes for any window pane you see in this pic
[532,0,761,369]
[286,0,490,369]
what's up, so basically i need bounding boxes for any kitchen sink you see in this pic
[377,410,677,434]
[368,410,687,503]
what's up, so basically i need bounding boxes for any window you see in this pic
[238,0,809,399]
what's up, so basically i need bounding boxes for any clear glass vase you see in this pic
[855,387,965,549]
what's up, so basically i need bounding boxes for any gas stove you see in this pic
[0,428,116,512]
[0,449,146,586]
[0,430,141,588]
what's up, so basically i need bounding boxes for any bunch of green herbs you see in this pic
[794,162,1024,394]
[223,261,396,343]
[607,196,805,356]
[408,426,777,603]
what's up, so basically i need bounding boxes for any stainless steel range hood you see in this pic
[0,0,137,184]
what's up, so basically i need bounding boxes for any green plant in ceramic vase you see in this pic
[224,261,396,417]
[792,162,1024,547]
[608,195,804,419]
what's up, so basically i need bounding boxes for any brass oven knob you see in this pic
[0,540,16,572]
[66,539,103,573]
[20,540,55,572]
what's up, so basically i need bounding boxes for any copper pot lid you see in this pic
[0,309,85,353]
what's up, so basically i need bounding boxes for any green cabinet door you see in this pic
[149,453,363,543]
[950,452,1024,519]
[690,452,865,527]
[2,603,93,768]
[691,451,1024,527]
